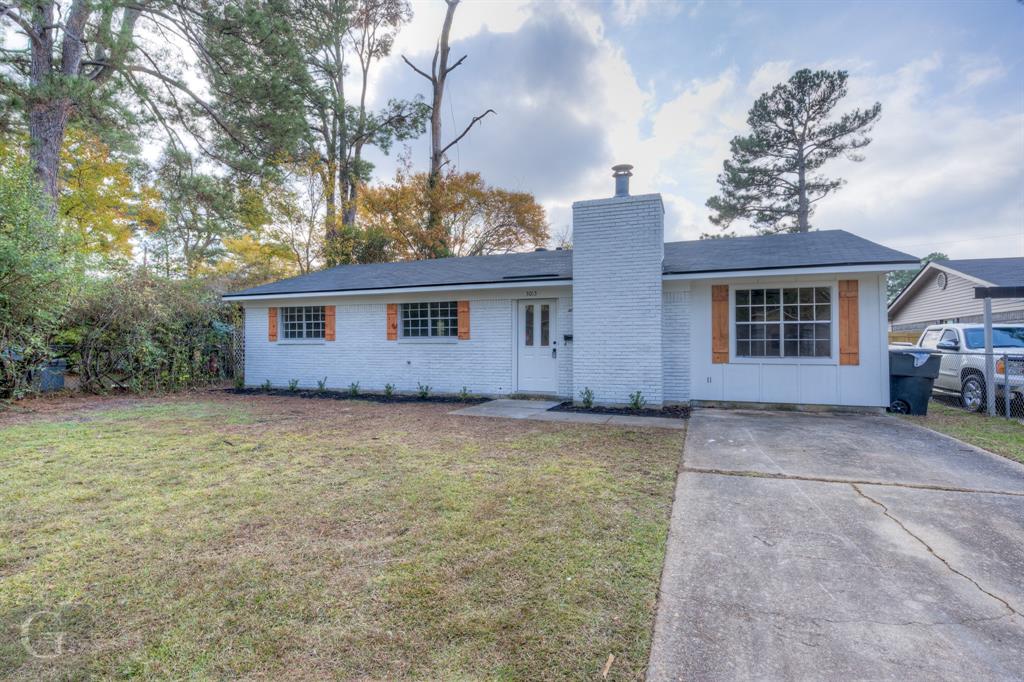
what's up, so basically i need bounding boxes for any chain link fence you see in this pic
[927,350,1024,421]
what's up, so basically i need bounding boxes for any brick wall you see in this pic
[571,193,665,406]
[243,289,573,398]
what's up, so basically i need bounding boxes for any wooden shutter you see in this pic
[711,285,729,364]
[839,280,859,366]
[268,307,278,342]
[386,303,398,340]
[325,305,336,341]
[457,300,470,340]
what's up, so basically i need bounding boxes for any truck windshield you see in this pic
[964,327,1024,349]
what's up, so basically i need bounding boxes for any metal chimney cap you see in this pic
[612,164,633,197]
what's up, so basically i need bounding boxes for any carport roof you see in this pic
[225,229,917,298]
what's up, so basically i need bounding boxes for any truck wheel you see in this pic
[889,399,911,414]
[961,375,986,412]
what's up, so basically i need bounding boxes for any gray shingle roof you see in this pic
[225,229,917,298]
[226,249,573,297]
[935,258,1024,287]
[662,230,917,274]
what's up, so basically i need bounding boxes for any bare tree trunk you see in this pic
[403,0,494,257]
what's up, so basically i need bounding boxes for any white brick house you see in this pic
[225,168,918,408]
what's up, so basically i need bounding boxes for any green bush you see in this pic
[60,272,238,394]
[579,387,594,409]
[0,152,80,399]
[628,390,647,411]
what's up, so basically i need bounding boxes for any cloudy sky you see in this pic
[360,0,1024,259]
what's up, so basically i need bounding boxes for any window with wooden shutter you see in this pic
[268,307,278,342]
[325,305,336,341]
[457,301,470,340]
[838,279,859,365]
[386,303,398,340]
[711,285,729,364]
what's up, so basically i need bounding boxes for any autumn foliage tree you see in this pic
[359,169,548,260]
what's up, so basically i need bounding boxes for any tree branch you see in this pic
[445,53,466,74]
[401,54,434,83]
[440,108,495,156]
[0,4,42,44]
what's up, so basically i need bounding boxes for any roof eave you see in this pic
[222,276,572,301]
[663,260,919,281]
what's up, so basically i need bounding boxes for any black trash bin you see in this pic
[888,347,941,415]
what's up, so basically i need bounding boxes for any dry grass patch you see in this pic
[1,393,682,679]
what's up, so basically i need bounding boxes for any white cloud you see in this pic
[364,3,1022,258]
[957,54,1006,91]
[612,0,688,25]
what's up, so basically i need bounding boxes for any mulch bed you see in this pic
[549,401,690,420]
[226,387,489,405]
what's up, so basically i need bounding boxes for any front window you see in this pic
[281,306,325,339]
[964,327,1024,349]
[735,287,832,358]
[401,301,458,337]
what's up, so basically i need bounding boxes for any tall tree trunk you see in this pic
[423,0,458,254]
[796,147,809,232]
[28,104,69,209]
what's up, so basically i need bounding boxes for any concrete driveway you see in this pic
[648,409,1024,681]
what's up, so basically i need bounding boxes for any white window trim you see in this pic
[280,305,326,341]
[729,282,839,365]
[399,301,460,340]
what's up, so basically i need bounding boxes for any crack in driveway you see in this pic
[681,465,1024,497]
[851,483,1021,618]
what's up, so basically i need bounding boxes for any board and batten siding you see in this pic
[688,273,888,407]
[890,268,1024,330]
[243,286,573,398]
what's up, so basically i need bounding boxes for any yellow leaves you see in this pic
[58,128,165,259]
[359,169,550,259]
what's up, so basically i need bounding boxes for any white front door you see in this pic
[517,299,558,394]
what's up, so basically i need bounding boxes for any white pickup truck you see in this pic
[915,323,1024,411]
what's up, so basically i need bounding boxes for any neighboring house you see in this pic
[225,168,918,408]
[888,258,1024,332]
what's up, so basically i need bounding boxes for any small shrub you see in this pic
[316,377,327,392]
[262,379,272,392]
[417,382,431,399]
[348,381,360,396]
[287,378,299,392]
[459,386,472,401]
[234,374,245,390]
[629,390,647,410]
[579,387,594,409]
[384,383,395,399]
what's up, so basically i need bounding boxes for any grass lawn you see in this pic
[0,393,682,680]
[902,400,1024,463]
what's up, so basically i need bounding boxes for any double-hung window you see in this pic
[401,301,458,338]
[281,305,325,339]
[735,287,832,358]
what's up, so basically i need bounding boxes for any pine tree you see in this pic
[707,69,881,234]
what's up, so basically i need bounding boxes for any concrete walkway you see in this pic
[450,399,686,429]
[648,409,1024,681]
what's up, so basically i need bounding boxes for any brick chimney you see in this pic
[571,165,664,406]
